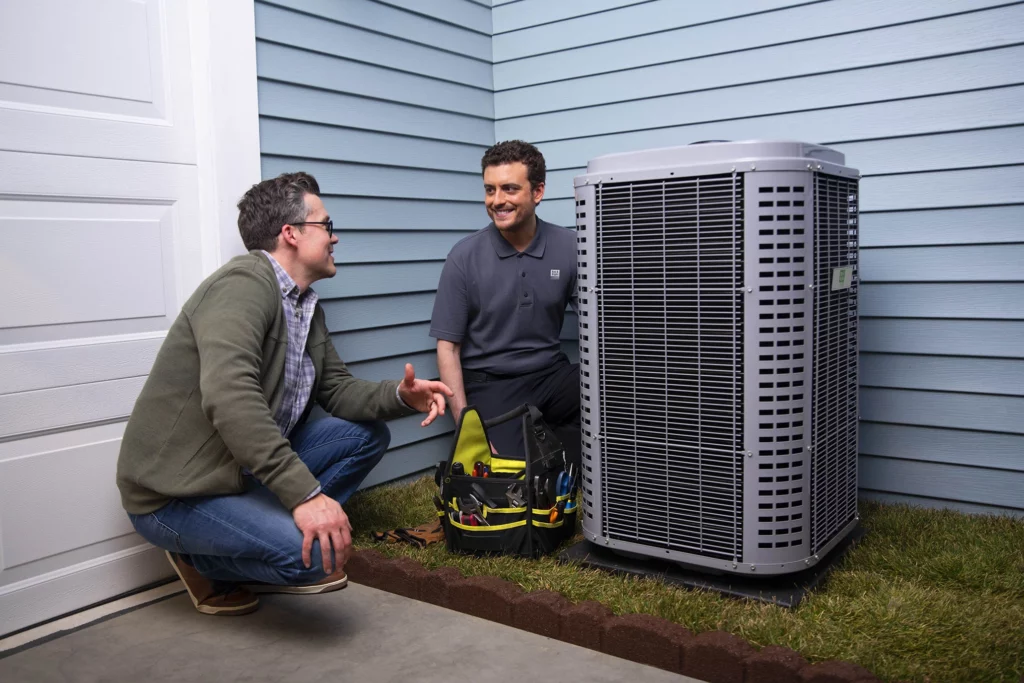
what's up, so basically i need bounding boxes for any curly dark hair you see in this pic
[481,140,546,189]
[236,172,321,252]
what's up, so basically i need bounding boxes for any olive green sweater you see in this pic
[116,253,415,515]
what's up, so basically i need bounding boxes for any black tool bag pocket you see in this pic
[436,404,578,559]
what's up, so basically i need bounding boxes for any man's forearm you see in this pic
[318,336,415,421]
[436,340,468,422]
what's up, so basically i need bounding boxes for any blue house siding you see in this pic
[255,0,491,487]
[494,1,1024,516]
[254,1,1022,516]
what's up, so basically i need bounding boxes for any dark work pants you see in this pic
[464,360,581,471]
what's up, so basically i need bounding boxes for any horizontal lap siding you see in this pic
[256,0,492,486]
[493,1,1024,516]
[257,1,1024,505]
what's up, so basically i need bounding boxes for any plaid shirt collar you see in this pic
[261,250,317,307]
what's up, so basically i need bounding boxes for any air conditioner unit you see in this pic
[574,141,860,576]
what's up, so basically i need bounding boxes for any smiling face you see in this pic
[295,193,337,281]
[483,162,545,234]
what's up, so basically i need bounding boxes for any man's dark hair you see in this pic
[481,140,546,189]
[237,172,321,252]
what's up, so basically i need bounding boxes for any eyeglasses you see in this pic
[291,220,334,238]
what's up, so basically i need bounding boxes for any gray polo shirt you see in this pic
[430,218,578,376]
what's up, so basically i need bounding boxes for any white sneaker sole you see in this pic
[244,574,349,595]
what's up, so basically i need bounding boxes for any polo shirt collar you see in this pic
[487,218,548,259]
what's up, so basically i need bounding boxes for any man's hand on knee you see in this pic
[292,493,352,573]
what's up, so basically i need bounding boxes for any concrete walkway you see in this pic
[0,583,705,683]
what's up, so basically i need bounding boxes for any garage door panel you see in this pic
[0,153,202,347]
[0,435,136,570]
[0,0,244,637]
[0,335,163,396]
[1,215,170,329]
[0,377,147,441]
[0,0,196,163]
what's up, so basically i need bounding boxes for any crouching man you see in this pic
[430,140,580,467]
[116,172,452,616]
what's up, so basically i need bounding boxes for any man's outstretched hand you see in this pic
[398,363,454,427]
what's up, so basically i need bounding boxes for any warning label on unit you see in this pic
[831,266,854,291]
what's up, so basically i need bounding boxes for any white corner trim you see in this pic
[187,0,262,276]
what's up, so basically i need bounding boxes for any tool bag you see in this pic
[434,403,578,558]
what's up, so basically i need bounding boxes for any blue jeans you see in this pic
[129,417,390,586]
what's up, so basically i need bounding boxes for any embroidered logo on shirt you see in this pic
[550,269,560,279]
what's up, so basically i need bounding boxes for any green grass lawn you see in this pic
[346,476,1024,683]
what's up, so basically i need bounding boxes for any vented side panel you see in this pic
[811,174,860,553]
[576,185,601,530]
[596,174,744,562]
[743,175,814,563]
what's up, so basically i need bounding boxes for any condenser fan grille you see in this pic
[595,174,745,561]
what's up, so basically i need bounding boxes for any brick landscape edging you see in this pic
[346,550,879,683]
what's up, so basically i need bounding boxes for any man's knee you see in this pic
[316,417,390,461]
[267,545,331,586]
[361,419,391,457]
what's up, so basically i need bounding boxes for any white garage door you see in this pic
[0,0,259,636]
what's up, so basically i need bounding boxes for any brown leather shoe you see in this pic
[242,570,348,595]
[165,551,259,616]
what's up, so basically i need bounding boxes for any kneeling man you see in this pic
[430,141,580,466]
[117,172,451,616]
